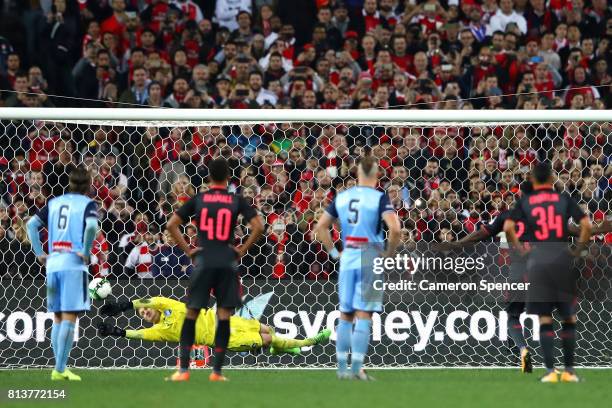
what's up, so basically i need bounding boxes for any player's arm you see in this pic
[236,196,264,258]
[568,219,610,236]
[97,322,173,342]
[503,219,520,248]
[79,201,99,264]
[166,196,197,257]
[25,206,48,264]
[566,194,592,253]
[432,227,491,252]
[100,297,178,316]
[379,193,401,257]
[504,202,526,253]
[237,214,264,257]
[574,216,592,254]
[382,211,401,258]
[313,211,340,260]
[457,228,490,246]
[592,219,611,235]
[125,326,177,342]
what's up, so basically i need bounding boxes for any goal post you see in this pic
[0,108,609,369]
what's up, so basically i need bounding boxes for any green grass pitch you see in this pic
[1,369,611,408]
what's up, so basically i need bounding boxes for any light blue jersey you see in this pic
[326,186,393,269]
[36,194,97,273]
[325,186,394,313]
[30,193,98,313]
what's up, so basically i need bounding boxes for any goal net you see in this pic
[0,109,609,369]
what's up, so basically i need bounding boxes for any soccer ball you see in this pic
[414,198,427,210]
[88,278,112,300]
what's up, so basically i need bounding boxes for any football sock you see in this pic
[51,322,60,363]
[508,316,527,351]
[336,319,352,373]
[213,319,230,374]
[539,323,555,371]
[350,319,372,376]
[55,320,75,373]
[560,322,576,371]
[179,317,196,372]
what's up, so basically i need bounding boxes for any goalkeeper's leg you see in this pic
[262,325,331,354]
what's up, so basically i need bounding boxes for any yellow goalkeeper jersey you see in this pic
[126,297,216,346]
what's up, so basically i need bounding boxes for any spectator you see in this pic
[0,0,608,283]
[0,223,14,277]
[3,72,29,107]
[215,0,252,32]
[151,230,192,278]
[563,66,600,107]
[1,52,20,90]
[75,49,112,107]
[145,81,164,107]
[124,223,159,279]
[249,70,277,105]
[487,0,527,35]
[11,217,42,277]
[119,66,151,106]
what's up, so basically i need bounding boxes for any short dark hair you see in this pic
[97,49,110,58]
[358,156,378,177]
[532,162,552,184]
[209,158,230,182]
[249,70,263,79]
[236,10,251,20]
[69,166,91,194]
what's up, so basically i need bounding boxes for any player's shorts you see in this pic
[526,247,577,318]
[338,267,383,313]
[46,270,90,313]
[227,316,263,352]
[187,260,242,309]
[527,299,577,318]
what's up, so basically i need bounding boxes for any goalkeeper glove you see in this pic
[100,301,133,316]
[97,322,126,338]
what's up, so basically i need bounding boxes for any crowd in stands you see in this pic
[0,0,610,109]
[0,1,609,279]
[0,120,609,279]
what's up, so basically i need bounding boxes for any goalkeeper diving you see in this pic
[97,297,331,355]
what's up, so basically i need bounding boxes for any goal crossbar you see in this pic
[0,108,609,123]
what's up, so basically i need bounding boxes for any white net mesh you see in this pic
[0,117,610,368]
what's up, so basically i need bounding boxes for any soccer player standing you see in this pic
[165,158,264,382]
[441,204,534,373]
[314,157,401,380]
[439,193,609,375]
[26,167,98,381]
[504,163,591,382]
